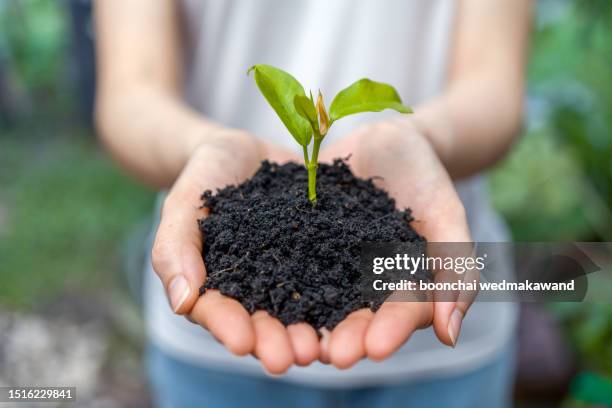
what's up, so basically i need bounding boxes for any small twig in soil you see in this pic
[367,212,395,225]
[208,252,250,278]
[294,205,314,215]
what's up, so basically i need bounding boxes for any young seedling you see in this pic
[248,64,412,203]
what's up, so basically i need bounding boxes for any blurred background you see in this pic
[0,0,611,406]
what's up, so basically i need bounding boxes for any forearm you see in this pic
[412,74,524,179]
[95,86,219,188]
[410,0,530,180]
[94,0,219,189]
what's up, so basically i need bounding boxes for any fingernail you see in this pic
[448,308,464,347]
[168,275,191,313]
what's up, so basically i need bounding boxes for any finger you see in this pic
[431,261,460,347]
[287,323,320,366]
[252,311,294,374]
[431,244,479,347]
[150,148,225,316]
[329,309,373,369]
[432,274,477,347]
[394,153,473,349]
[152,190,207,314]
[365,301,433,362]
[190,290,255,356]
[319,328,332,364]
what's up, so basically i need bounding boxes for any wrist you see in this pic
[410,102,456,174]
[187,125,264,168]
[182,120,225,163]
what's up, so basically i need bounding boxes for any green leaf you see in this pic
[248,65,312,146]
[329,78,412,122]
[294,95,318,137]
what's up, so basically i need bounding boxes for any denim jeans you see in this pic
[146,339,516,408]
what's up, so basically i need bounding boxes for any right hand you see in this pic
[151,128,321,374]
[318,119,474,368]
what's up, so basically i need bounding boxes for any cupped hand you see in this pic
[318,118,474,369]
[151,128,320,374]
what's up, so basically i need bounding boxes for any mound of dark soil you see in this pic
[199,159,425,330]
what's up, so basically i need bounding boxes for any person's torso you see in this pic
[181,0,456,150]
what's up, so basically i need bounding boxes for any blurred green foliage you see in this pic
[0,135,155,309]
[489,1,612,400]
[0,0,66,86]
[0,0,73,120]
[491,0,612,241]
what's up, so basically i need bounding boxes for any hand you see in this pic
[318,118,474,368]
[151,128,321,374]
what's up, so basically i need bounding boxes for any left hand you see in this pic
[151,130,321,375]
[318,118,474,368]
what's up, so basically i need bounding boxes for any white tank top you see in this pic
[145,0,517,386]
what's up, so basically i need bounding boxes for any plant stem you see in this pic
[307,163,317,202]
[307,135,322,203]
[302,145,310,165]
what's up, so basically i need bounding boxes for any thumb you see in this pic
[152,177,208,315]
[432,254,479,347]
